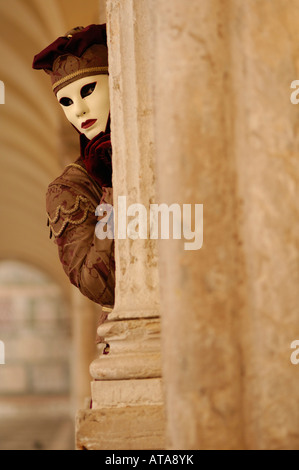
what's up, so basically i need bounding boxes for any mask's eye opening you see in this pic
[81,82,97,99]
[59,97,73,107]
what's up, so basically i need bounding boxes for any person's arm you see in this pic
[46,182,115,308]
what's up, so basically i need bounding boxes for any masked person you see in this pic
[32,24,115,314]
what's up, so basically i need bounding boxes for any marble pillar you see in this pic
[76,0,165,450]
[154,0,299,450]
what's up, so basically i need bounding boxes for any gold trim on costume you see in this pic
[48,195,89,225]
[47,195,94,238]
[65,163,90,177]
[52,66,109,91]
[102,306,113,313]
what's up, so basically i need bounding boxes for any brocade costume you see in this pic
[33,24,116,310]
[46,157,115,308]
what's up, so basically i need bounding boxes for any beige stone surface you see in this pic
[90,353,162,381]
[91,378,164,408]
[76,405,165,450]
[154,0,299,451]
[106,0,160,319]
[228,0,299,450]
[90,318,162,380]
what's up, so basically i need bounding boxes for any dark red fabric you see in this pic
[32,24,107,71]
[79,115,112,188]
[79,112,110,153]
[83,131,112,188]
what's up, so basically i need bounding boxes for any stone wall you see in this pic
[154,0,299,450]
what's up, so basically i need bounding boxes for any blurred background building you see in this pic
[1,0,299,451]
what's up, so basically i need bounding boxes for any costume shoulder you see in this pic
[46,157,102,239]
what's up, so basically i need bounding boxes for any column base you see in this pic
[75,404,165,450]
[76,316,165,450]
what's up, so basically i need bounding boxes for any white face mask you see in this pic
[56,74,110,140]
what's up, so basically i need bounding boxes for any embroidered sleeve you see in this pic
[46,183,115,308]
[47,194,93,239]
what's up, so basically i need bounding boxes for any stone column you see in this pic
[154,0,244,450]
[76,0,165,450]
[154,0,299,451]
[228,0,299,450]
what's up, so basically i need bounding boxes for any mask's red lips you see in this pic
[81,119,97,130]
